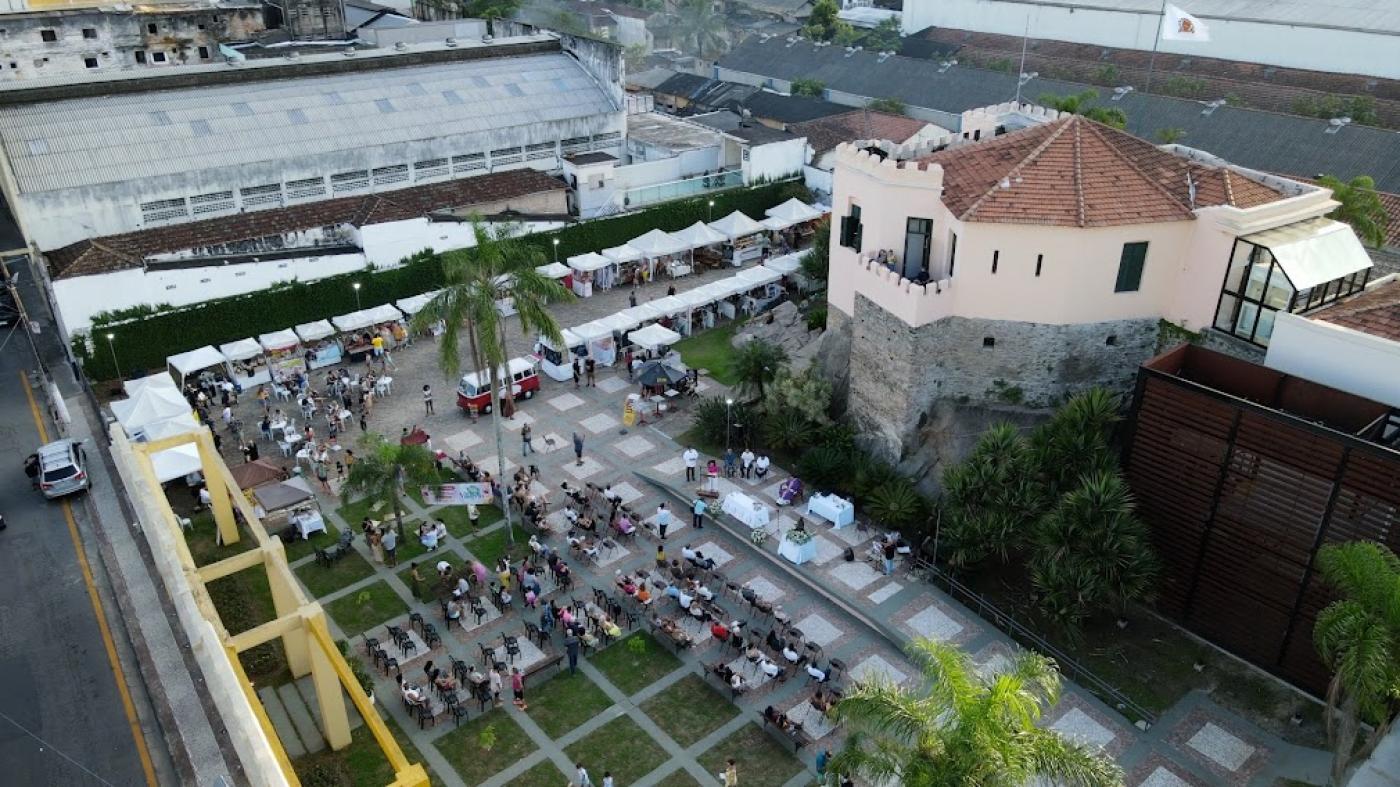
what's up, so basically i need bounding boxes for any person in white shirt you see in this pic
[435,560,452,576]
[806,663,829,682]
[695,582,714,602]
[740,448,756,479]
[655,503,671,540]
[681,544,698,562]
[678,589,694,609]
[755,454,771,481]
[782,644,801,663]
[455,576,470,597]
[760,659,781,678]
[682,446,700,482]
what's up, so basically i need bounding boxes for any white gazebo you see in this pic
[671,221,728,250]
[628,323,682,352]
[331,310,375,334]
[395,291,439,316]
[258,329,299,353]
[295,320,335,342]
[572,320,617,366]
[649,295,688,317]
[111,385,192,434]
[601,244,642,264]
[536,262,572,279]
[708,211,765,240]
[738,266,783,288]
[123,372,178,398]
[363,303,404,326]
[765,198,825,228]
[619,302,662,327]
[219,337,270,387]
[763,253,802,276]
[628,229,686,262]
[566,251,614,296]
[600,312,640,334]
[166,345,227,387]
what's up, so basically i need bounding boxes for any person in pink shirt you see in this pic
[511,667,528,709]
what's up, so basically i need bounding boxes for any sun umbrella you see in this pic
[636,360,687,387]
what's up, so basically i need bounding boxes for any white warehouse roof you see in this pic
[0,51,617,194]
[962,0,1400,34]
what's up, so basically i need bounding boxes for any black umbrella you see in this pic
[636,360,687,387]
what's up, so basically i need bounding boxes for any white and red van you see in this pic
[456,357,541,414]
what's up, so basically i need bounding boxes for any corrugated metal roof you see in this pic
[719,38,1400,192]
[0,52,615,194]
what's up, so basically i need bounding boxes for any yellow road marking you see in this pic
[20,371,159,787]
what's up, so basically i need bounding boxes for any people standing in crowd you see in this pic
[682,446,699,482]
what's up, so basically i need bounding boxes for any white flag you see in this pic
[1162,4,1211,41]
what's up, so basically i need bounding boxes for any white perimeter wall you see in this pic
[54,219,563,334]
[900,0,1400,80]
[744,137,807,184]
[1265,312,1400,408]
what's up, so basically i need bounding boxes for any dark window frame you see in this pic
[1114,241,1148,293]
[1211,238,1370,348]
[839,204,863,252]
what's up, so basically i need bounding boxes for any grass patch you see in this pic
[589,632,682,696]
[184,511,258,567]
[505,759,568,787]
[397,548,469,602]
[697,723,805,786]
[336,495,400,529]
[525,670,615,738]
[673,322,739,386]
[639,674,740,747]
[441,503,504,539]
[654,770,703,787]
[206,563,290,686]
[324,580,409,636]
[290,708,438,787]
[564,716,669,786]
[294,550,377,598]
[465,525,529,569]
[434,709,538,785]
[281,521,342,563]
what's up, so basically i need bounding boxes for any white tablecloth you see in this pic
[290,509,326,540]
[778,535,817,565]
[722,491,770,530]
[807,493,855,528]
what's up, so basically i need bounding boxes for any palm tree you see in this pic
[939,422,1043,569]
[831,638,1123,786]
[341,433,441,538]
[1318,174,1390,248]
[1027,387,1120,502]
[1313,541,1400,786]
[1029,470,1157,630]
[674,0,726,60]
[729,338,788,402]
[412,222,571,545]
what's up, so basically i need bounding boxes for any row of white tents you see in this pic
[563,198,826,276]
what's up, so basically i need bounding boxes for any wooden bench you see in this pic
[523,653,564,683]
[760,710,814,751]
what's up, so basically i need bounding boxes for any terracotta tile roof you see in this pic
[47,170,565,280]
[792,110,931,157]
[917,115,1287,227]
[1310,277,1400,342]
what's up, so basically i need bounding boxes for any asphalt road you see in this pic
[0,262,158,786]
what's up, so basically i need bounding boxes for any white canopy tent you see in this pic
[628,229,687,258]
[572,321,613,342]
[112,385,191,433]
[671,221,728,250]
[541,328,583,351]
[295,320,336,342]
[123,372,178,398]
[167,346,226,386]
[628,323,682,351]
[572,320,617,366]
[620,303,662,324]
[331,311,375,333]
[601,244,643,264]
[218,338,263,363]
[649,295,688,316]
[761,216,794,231]
[363,304,404,325]
[708,211,766,240]
[567,252,613,272]
[765,198,825,226]
[395,291,441,316]
[149,442,203,484]
[600,312,640,334]
[763,253,803,276]
[738,266,783,288]
[679,286,720,309]
[536,262,572,279]
[258,330,300,353]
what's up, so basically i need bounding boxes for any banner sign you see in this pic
[420,482,492,506]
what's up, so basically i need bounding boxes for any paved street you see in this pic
[0,256,170,787]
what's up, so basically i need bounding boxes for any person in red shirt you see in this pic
[710,621,730,642]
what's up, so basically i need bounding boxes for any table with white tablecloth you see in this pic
[778,533,817,565]
[722,491,770,530]
[290,508,327,539]
[806,493,855,528]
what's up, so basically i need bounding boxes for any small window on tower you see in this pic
[83,56,98,69]
[40,29,57,42]
[82,28,97,39]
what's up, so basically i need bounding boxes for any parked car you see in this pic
[456,358,540,414]
[34,439,89,498]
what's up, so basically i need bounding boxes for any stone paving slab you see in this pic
[257,686,307,758]
[278,682,325,753]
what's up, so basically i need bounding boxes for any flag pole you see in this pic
[1013,13,1030,105]
[1144,0,1168,94]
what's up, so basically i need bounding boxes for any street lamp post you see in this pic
[708,199,715,222]
[725,397,734,451]
[552,237,560,263]
[105,332,121,379]
[352,281,362,310]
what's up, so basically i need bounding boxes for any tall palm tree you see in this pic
[341,433,441,538]
[729,338,788,402]
[1313,541,1400,786]
[674,0,726,60]
[1027,387,1121,502]
[1318,174,1390,248]
[831,638,1123,786]
[940,422,1043,569]
[412,222,571,545]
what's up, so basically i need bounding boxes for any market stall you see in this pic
[565,252,612,297]
[258,329,304,378]
[708,211,767,266]
[252,476,324,537]
[536,261,573,284]
[112,385,194,440]
[218,338,269,389]
[295,319,342,369]
[331,310,377,363]
[123,372,179,398]
[362,303,408,348]
[763,252,802,277]
[143,416,204,485]
[628,322,682,355]
[573,320,617,366]
[396,290,444,337]
[599,312,641,351]
[736,265,785,314]
[678,285,722,334]
[619,302,662,329]
[706,277,748,320]
[166,345,227,388]
[600,244,643,288]
[764,198,827,251]
[669,221,728,276]
[538,328,585,381]
[627,229,687,281]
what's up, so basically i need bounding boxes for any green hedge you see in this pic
[76,181,810,380]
